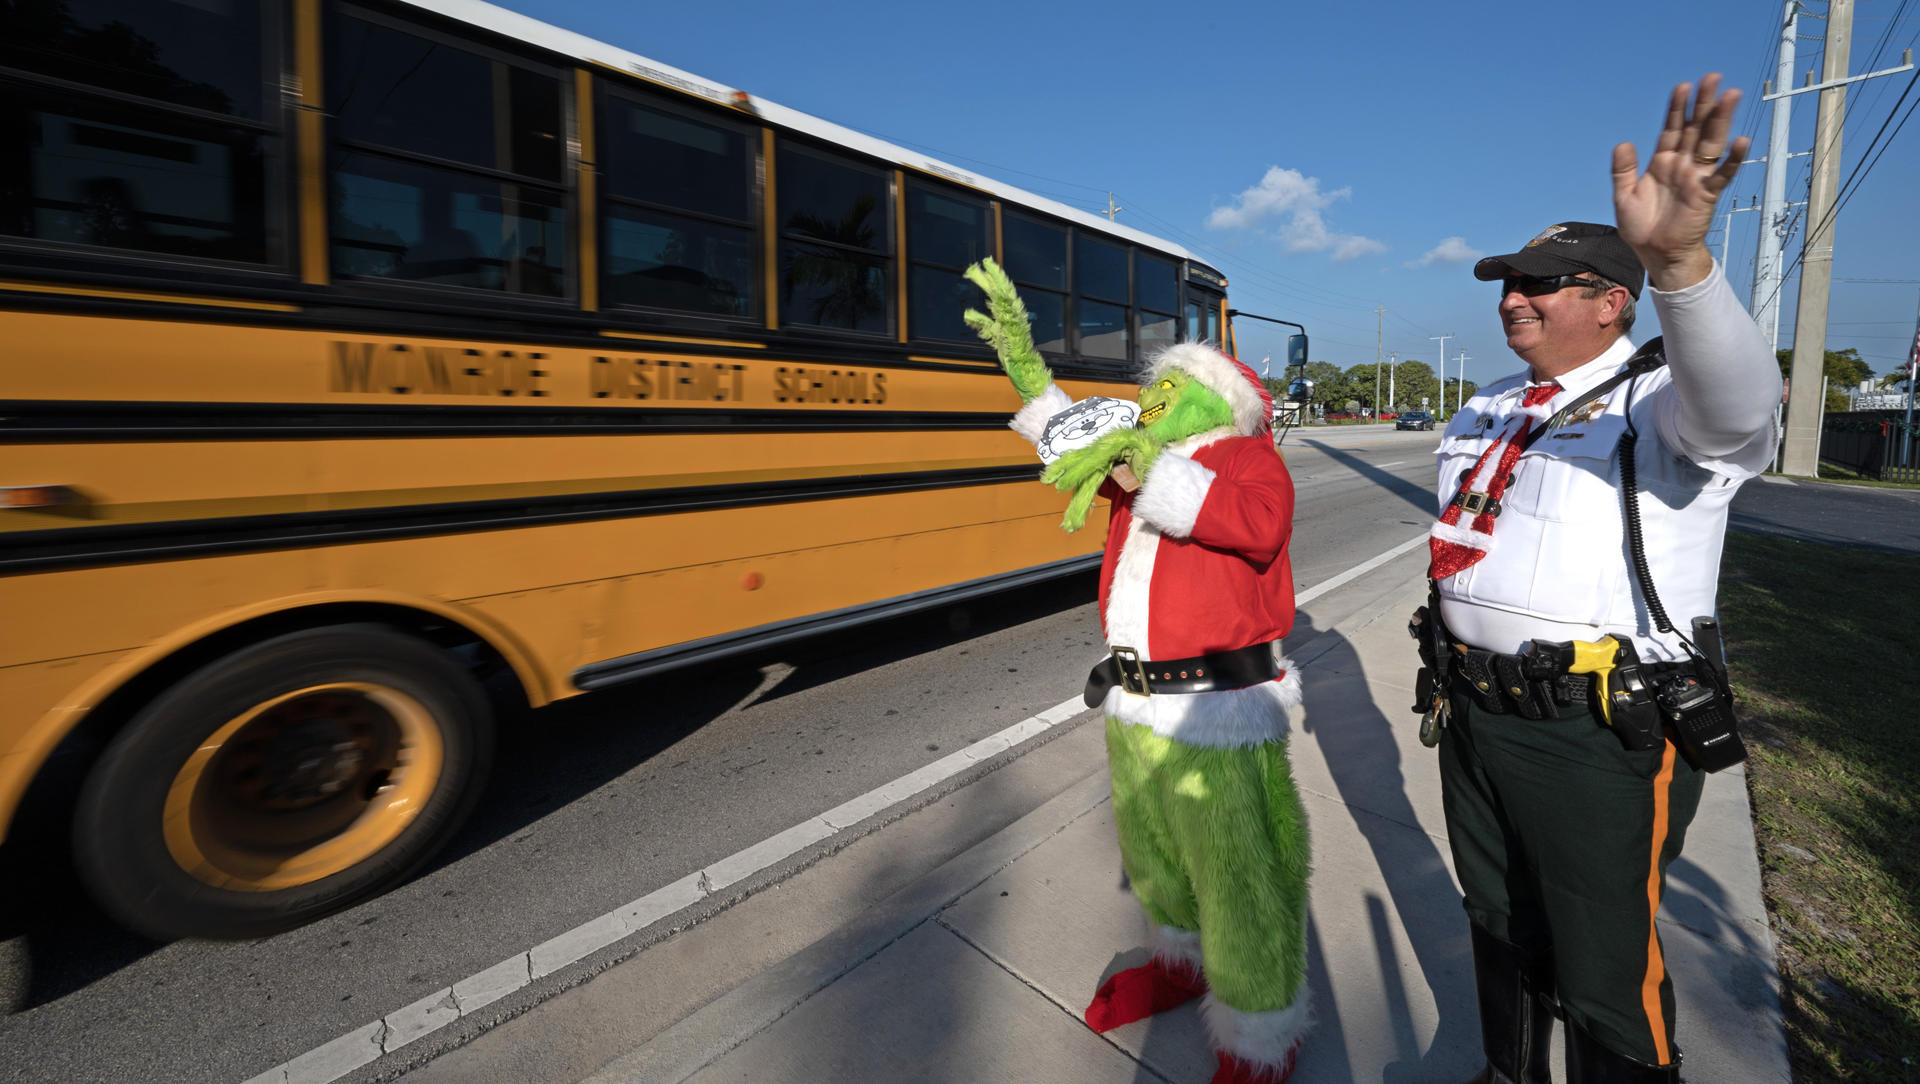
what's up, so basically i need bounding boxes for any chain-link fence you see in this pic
[1821,410,1920,482]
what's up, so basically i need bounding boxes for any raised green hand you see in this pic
[1040,427,1163,532]
[962,257,1053,403]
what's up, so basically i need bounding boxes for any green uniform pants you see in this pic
[1104,716,1311,1014]
[1438,690,1704,1067]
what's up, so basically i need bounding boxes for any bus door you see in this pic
[1186,290,1220,349]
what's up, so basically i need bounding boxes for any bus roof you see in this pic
[395,0,1217,278]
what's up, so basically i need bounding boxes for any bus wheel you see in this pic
[72,625,493,941]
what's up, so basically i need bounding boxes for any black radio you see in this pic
[1655,672,1747,772]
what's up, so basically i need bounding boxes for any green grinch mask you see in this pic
[1137,370,1234,443]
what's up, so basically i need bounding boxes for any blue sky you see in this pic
[499,0,1918,391]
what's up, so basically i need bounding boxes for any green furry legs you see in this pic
[1103,715,1311,1014]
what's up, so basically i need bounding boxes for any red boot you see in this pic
[1209,1041,1301,1084]
[1082,959,1207,1032]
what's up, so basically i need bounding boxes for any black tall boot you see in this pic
[1462,924,1555,1084]
[1563,1012,1681,1082]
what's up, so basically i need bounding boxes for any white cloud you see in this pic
[1332,236,1388,261]
[1207,166,1383,261]
[1405,236,1483,269]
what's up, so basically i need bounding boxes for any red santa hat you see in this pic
[1144,343,1274,438]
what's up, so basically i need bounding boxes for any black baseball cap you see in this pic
[1473,222,1645,299]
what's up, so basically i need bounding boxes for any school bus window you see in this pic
[0,0,270,120]
[330,154,567,294]
[1138,252,1178,313]
[1001,212,1066,354]
[905,183,989,342]
[776,141,891,333]
[1138,252,1178,357]
[0,4,280,266]
[600,93,756,318]
[327,11,568,297]
[1075,232,1129,362]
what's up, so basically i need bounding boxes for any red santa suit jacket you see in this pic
[1014,388,1301,749]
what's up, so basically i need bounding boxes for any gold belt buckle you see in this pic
[1460,491,1493,515]
[1113,646,1151,696]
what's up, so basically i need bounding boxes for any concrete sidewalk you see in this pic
[412,568,1789,1083]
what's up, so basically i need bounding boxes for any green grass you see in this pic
[1720,532,1920,1080]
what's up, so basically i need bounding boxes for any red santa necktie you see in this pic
[1428,381,1560,580]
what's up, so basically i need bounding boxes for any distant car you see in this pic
[1396,411,1435,431]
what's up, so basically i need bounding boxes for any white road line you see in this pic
[1375,460,1406,469]
[246,537,1426,1084]
[1296,534,1428,607]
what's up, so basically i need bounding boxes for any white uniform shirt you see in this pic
[1436,261,1780,662]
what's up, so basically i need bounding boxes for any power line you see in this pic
[1750,63,1919,322]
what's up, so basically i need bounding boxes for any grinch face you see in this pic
[1136,368,1233,441]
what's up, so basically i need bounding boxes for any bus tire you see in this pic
[71,624,494,941]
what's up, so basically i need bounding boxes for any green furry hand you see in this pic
[1040,428,1164,533]
[962,257,1053,403]
[1058,474,1105,534]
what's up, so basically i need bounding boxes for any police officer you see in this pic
[1426,75,1780,1083]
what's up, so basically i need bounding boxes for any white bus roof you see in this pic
[395,0,1209,269]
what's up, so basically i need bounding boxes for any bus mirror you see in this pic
[1287,378,1313,400]
[1286,333,1308,372]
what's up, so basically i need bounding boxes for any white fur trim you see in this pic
[1202,985,1312,1069]
[1147,343,1267,437]
[1131,450,1214,538]
[1104,501,1159,653]
[1150,924,1206,972]
[1010,383,1073,445]
[1103,659,1303,749]
[1430,520,1490,547]
[1172,428,1233,456]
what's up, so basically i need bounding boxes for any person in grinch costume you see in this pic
[964,259,1311,1084]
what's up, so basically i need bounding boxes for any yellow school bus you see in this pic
[0,0,1236,939]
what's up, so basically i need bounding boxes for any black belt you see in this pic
[1083,641,1284,707]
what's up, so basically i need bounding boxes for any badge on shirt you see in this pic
[1560,401,1608,426]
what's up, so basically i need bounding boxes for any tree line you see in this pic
[1272,361,1478,417]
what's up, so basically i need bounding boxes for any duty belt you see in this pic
[1451,641,1693,721]
[1451,644,1591,720]
[1084,641,1284,708]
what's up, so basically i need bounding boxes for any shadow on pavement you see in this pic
[1292,609,1478,1081]
[1297,439,1436,518]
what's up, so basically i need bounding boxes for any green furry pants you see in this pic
[1104,715,1311,1013]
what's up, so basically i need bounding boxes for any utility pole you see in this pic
[1454,349,1472,417]
[1775,0,1912,474]
[1374,303,1386,416]
[1101,193,1122,220]
[1751,0,1801,348]
[1721,197,1762,270]
[1785,0,1852,476]
[1429,333,1454,416]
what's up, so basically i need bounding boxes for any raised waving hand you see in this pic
[1611,73,1750,291]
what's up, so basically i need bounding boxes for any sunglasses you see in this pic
[1501,274,1606,297]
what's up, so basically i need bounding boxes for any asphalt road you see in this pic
[0,428,1448,1084]
[1731,474,1920,553]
